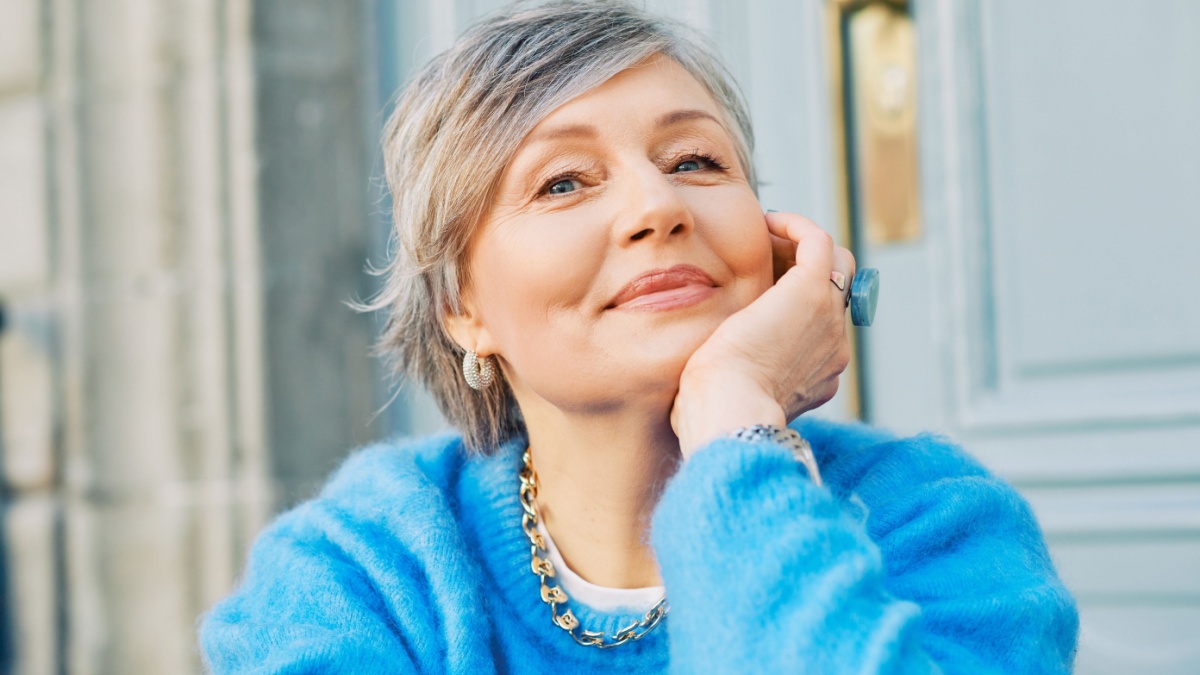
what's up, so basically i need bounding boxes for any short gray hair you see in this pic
[367,0,756,454]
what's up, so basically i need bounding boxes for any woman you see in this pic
[200,1,1079,672]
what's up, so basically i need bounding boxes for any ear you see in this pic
[442,289,499,357]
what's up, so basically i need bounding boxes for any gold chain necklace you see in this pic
[517,448,669,648]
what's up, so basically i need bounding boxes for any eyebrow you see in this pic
[655,109,723,129]
[525,108,724,144]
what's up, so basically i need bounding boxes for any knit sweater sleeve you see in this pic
[198,437,486,675]
[648,419,1079,674]
[198,505,416,674]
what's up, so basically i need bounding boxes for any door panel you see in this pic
[978,0,1200,427]
[1073,606,1200,674]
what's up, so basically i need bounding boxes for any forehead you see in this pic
[521,55,724,141]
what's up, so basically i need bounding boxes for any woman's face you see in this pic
[452,55,772,416]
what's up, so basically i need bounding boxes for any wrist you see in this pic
[674,365,785,460]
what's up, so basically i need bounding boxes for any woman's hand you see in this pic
[671,212,855,459]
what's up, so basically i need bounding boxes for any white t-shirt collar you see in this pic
[535,520,665,614]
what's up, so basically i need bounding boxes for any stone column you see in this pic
[1,0,70,671]
[0,0,384,672]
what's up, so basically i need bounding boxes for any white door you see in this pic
[856,1,1200,673]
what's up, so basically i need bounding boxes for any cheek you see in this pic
[689,187,773,290]
[470,218,605,345]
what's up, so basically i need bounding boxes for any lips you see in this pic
[607,264,717,309]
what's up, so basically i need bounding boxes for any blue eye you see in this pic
[546,178,579,195]
[674,159,703,173]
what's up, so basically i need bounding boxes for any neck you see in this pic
[523,401,682,589]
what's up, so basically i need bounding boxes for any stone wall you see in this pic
[0,1,384,672]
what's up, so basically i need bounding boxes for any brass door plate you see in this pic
[846,2,923,244]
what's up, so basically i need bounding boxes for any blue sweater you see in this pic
[199,418,1078,673]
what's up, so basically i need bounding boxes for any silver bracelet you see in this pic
[726,424,823,488]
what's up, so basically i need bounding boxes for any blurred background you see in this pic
[0,0,1197,672]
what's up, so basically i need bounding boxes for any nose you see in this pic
[613,161,694,246]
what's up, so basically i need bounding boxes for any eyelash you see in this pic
[535,150,730,198]
[537,171,586,197]
[667,149,728,173]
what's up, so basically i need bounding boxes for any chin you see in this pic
[623,318,720,391]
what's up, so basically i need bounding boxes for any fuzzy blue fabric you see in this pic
[199,418,1078,673]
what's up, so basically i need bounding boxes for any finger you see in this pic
[763,212,834,282]
[763,210,821,245]
[770,232,795,281]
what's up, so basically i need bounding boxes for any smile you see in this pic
[607,265,718,311]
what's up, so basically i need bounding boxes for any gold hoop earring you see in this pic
[462,350,495,390]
